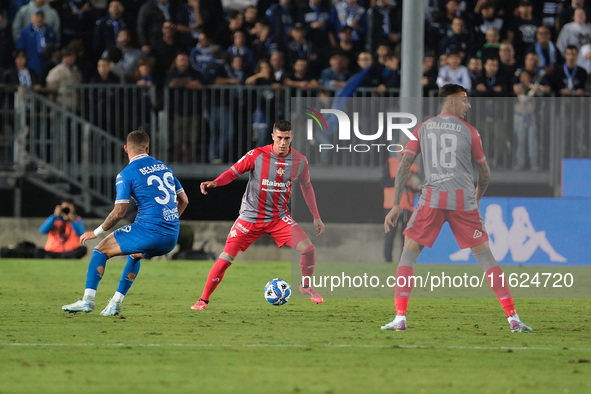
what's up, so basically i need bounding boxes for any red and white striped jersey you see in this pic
[403,113,486,211]
[231,145,311,223]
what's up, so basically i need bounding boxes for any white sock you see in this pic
[83,289,96,300]
[112,291,125,303]
[507,314,520,323]
[393,315,406,324]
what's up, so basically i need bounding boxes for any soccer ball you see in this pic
[264,278,291,305]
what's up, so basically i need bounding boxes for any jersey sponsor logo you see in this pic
[275,161,288,166]
[162,207,179,221]
[139,163,168,175]
[236,222,250,234]
[261,178,291,192]
[473,229,482,238]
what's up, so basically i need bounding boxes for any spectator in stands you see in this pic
[560,0,591,28]
[131,57,155,131]
[542,44,587,96]
[536,0,563,37]
[150,21,183,87]
[45,47,82,112]
[137,0,173,55]
[438,16,473,60]
[89,57,121,133]
[436,50,471,90]
[378,52,401,91]
[92,0,126,61]
[514,52,547,86]
[3,50,43,112]
[477,27,501,60]
[269,50,287,84]
[104,28,144,81]
[319,51,350,89]
[60,0,93,47]
[16,10,58,79]
[473,56,510,97]
[243,5,259,40]
[284,57,320,91]
[507,0,541,64]
[216,9,244,50]
[36,199,87,259]
[266,0,298,51]
[300,0,331,52]
[287,23,322,77]
[473,1,504,49]
[203,46,238,163]
[12,0,61,42]
[190,31,215,72]
[250,19,278,62]
[422,51,439,97]
[67,39,93,83]
[355,50,383,88]
[542,45,587,157]
[466,56,483,93]
[365,0,402,54]
[165,52,204,162]
[226,29,256,73]
[245,59,280,146]
[175,0,204,52]
[336,25,361,74]
[513,69,542,170]
[528,25,561,76]
[329,0,367,48]
[498,42,518,81]
[429,0,460,53]
[40,43,61,84]
[556,8,591,56]
[0,13,14,71]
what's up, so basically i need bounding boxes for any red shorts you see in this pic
[403,205,488,249]
[223,215,309,256]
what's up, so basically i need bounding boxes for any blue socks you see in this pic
[116,256,141,296]
[85,249,108,290]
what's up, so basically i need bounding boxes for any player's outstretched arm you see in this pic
[80,203,128,245]
[177,191,189,216]
[475,161,490,206]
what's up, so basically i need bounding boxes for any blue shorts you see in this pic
[114,222,179,259]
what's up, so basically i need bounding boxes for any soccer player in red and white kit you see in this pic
[382,84,532,333]
[191,120,325,310]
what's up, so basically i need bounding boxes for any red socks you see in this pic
[200,257,232,301]
[486,266,516,317]
[395,265,414,316]
[300,245,315,287]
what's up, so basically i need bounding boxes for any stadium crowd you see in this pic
[3,0,591,95]
[1,0,591,163]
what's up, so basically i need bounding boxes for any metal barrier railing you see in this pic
[3,82,591,213]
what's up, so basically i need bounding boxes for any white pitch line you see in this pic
[2,343,590,352]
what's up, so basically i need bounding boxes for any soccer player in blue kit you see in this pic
[62,131,189,316]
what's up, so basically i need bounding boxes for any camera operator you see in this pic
[36,199,88,259]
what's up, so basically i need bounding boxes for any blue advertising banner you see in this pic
[419,197,591,265]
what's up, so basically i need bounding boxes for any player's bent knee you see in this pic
[219,252,235,263]
[295,239,313,253]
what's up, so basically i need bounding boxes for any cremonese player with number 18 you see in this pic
[62,131,189,316]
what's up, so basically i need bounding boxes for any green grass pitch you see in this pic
[1,259,590,393]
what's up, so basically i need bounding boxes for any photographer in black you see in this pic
[36,199,88,259]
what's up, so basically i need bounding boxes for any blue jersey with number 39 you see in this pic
[115,154,184,235]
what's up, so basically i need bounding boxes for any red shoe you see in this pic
[191,299,208,310]
[299,285,323,304]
